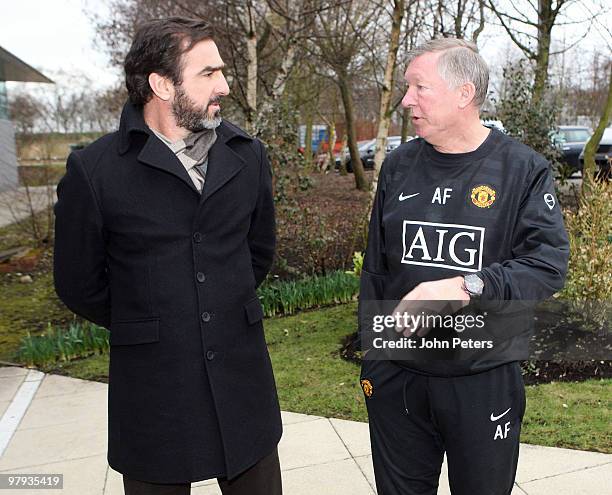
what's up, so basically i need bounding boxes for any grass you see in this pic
[0,268,74,363]
[266,303,367,421]
[41,302,611,453]
[0,210,75,364]
[522,379,611,452]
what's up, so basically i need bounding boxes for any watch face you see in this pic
[465,275,484,295]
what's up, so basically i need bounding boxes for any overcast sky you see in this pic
[0,0,117,90]
[1,0,609,95]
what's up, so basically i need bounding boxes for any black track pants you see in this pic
[360,360,525,495]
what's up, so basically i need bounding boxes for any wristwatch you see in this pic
[463,273,484,298]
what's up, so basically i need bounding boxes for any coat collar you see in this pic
[116,101,254,199]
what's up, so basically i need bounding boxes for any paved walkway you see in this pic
[0,366,610,494]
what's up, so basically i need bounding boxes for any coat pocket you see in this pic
[244,296,264,325]
[110,317,160,346]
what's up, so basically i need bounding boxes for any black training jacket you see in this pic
[359,128,570,376]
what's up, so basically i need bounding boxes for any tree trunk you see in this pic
[371,0,405,200]
[338,72,368,190]
[258,44,296,118]
[338,132,348,175]
[326,121,336,173]
[454,0,465,38]
[245,3,257,131]
[532,0,553,106]
[304,111,313,170]
[487,0,561,108]
[401,106,411,142]
[472,0,486,42]
[582,66,612,193]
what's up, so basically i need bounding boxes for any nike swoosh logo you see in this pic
[490,407,511,422]
[399,192,420,201]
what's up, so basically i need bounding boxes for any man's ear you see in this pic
[458,81,476,109]
[148,73,173,101]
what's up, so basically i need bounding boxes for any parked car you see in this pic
[386,136,403,154]
[337,135,412,172]
[553,125,592,175]
[335,139,375,170]
[579,127,612,180]
[481,119,506,133]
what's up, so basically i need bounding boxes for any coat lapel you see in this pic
[200,136,246,203]
[137,134,200,195]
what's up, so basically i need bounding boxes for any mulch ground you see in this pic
[273,170,372,278]
[338,332,611,385]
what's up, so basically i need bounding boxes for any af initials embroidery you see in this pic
[432,187,453,205]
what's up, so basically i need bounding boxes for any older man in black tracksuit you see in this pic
[359,38,569,494]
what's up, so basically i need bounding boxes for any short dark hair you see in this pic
[124,17,214,106]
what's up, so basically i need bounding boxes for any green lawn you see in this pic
[0,269,74,363]
[0,210,73,364]
[522,379,611,452]
[39,303,611,453]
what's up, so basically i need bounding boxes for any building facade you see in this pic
[0,46,52,192]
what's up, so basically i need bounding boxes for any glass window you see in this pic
[560,129,590,142]
[0,82,8,120]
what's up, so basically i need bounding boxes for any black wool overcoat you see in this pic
[53,102,282,483]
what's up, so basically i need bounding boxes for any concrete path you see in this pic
[0,366,610,494]
[0,187,57,229]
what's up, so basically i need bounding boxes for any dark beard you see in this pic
[171,86,222,132]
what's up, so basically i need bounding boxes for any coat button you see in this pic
[196,272,206,283]
[206,350,215,361]
[201,312,211,322]
[193,232,203,243]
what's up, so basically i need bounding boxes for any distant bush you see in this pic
[496,59,564,177]
[560,177,611,329]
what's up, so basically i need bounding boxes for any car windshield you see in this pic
[560,129,590,142]
[359,139,376,151]
[386,137,401,149]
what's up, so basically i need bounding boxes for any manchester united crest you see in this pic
[470,185,496,208]
[360,379,373,398]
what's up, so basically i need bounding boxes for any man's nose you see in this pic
[401,87,416,108]
[217,73,230,97]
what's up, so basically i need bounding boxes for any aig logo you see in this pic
[401,220,485,273]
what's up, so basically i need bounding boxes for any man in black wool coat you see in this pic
[54,16,282,495]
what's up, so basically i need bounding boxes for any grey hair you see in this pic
[406,38,489,107]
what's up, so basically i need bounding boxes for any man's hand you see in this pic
[393,276,470,336]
